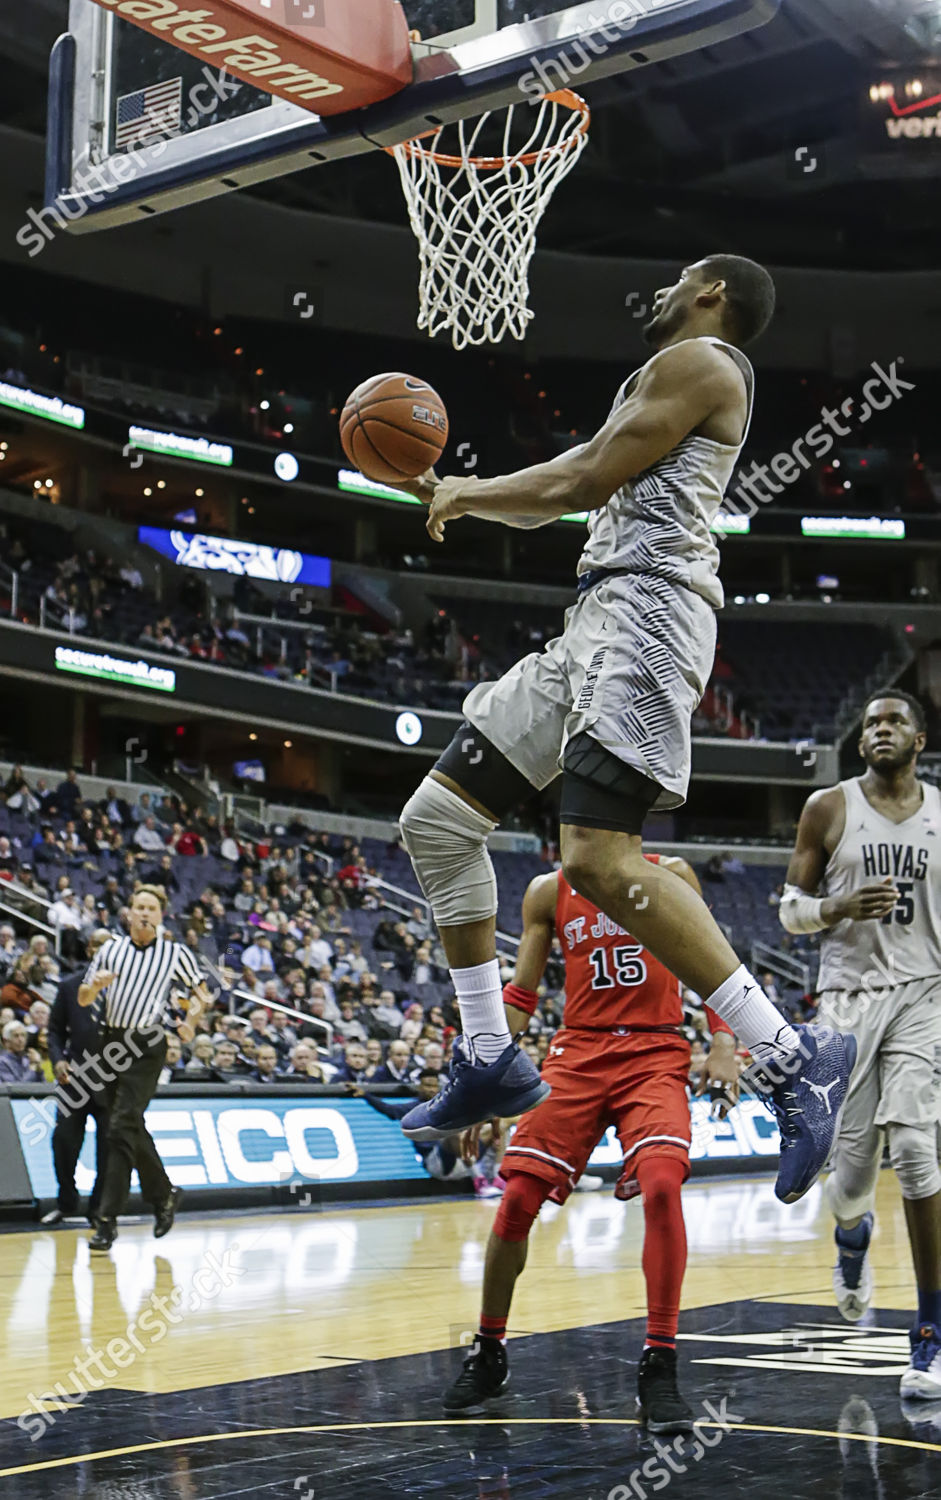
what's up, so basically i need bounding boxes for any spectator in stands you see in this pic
[364,1038,384,1077]
[158,1034,185,1085]
[6,768,41,814]
[242,935,275,974]
[34,827,66,872]
[46,888,84,959]
[301,923,332,971]
[0,924,20,976]
[184,1035,216,1073]
[134,816,167,853]
[400,1003,424,1047]
[54,768,82,816]
[307,980,339,1024]
[406,905,432,943]
[99,875,123,916]
[362,988,404,1040]
[269,1010,297,1059]
[768,883,784,909]
[413,1039,444,1082]
[131,791,156,825]
[281,1040,316,1079]
[333,1040,369,1083]
[336,999,368,1043]
[244,1007,274,1049]
[372,1038,412,1084]
[0,836,18,877]
[100,786,131,826]
[252,1043,282,1083]
[761,971,781,1007]
[171,822,207,857]
[211,1040,241,1078]
[0,1019,43,1082]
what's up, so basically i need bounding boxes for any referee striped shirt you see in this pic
[84,935,203,1030]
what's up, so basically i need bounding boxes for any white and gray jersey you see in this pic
[577,336,754,610]
[817,776,941,996]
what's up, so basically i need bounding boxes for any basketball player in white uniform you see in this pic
[393,255,856,1210]
[782,691,941,1398]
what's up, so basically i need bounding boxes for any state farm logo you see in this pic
[95,0,344,101]
[870,75,941,141]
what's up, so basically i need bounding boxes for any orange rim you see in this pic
[385,90,590,170]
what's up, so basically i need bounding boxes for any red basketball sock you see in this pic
[636,1154,688,1349]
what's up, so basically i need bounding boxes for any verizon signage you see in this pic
[865,71,941,148]
[92,0,412,115]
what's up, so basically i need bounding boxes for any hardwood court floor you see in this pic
[0,1171,937,1498]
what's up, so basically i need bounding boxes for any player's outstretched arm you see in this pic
[420,340,742,541]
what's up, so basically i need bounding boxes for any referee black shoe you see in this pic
[636,1346,694,1434]
[154,1186,183,1239]
[442,1336,509,1415]
[89,1217,117,1252]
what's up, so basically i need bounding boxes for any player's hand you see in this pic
[695,1036,739,1117]
[54,1059,70,1084]
[426,476,475,543]
[390,468,440,504]
[460,1122,484,1166]
[829,878,899,923]
[177,1020,195,1044]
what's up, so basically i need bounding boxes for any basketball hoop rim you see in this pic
[385,90,590,170]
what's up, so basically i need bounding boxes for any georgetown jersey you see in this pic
[817,776,941,996]
[577,336,754,610]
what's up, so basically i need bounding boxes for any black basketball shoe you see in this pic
[636,1346,694,1434]
[442,1336,509,1415]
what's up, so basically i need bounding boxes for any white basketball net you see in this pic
[390,91,590,350]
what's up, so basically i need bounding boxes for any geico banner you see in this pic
[11,1096,428,1196]
[11,1094,778,1198]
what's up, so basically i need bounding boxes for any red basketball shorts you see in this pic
[501,1027,692,1204]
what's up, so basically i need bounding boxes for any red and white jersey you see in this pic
[554,857,683,1031]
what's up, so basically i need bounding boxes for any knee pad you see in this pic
[886,1122,941,1201]
[493,1171,550,1242]
[399,776,498,927]
[825,1150,883,1224]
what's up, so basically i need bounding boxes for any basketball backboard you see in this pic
[45,0,779,233]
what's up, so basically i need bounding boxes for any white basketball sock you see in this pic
[706,964,800,1066]
[451,959,511,1065]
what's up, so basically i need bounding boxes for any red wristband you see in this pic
[503,983,539,1017]
[704,1004,734,1038]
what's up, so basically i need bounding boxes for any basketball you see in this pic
[339,372,449,484]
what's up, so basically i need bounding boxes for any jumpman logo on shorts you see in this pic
[807,1077,840,1115]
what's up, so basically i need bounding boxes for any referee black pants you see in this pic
[97,1027,171,1220]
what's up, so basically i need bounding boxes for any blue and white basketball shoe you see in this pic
[747,1024,858,1203]
[833,1212,875,1322]
[900,1323,941,1400]
[400,1036,550,1141]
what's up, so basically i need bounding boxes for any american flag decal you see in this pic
[114,77,183,150]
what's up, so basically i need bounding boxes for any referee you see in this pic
[79,884,209,1252]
